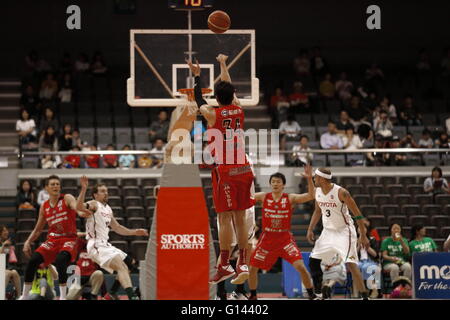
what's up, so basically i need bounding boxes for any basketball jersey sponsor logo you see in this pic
[317,201,338,208]
[223,183,232,207]
[254,247,269,261]
[221,110,228,117]
[160,234,206,250]
[284,242,299,257]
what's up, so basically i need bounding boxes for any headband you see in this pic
[315,169,332,180]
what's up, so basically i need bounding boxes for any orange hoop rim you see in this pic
[178,88,212,102]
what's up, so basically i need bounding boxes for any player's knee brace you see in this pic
[24,252,44,282]
[308,258,323,290]
[54,251,72,284]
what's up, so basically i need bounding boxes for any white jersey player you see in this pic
[76,176,148,300]
[307,168,370,299]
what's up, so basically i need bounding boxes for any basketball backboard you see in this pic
[127,29,259,107]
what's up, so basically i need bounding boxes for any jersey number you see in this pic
[222,118,241,141]
[325,209,331,217]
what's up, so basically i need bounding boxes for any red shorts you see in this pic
[250,232,303,271]
[211,164,255,213]
[36,237,78,266]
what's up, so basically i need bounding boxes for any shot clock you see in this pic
[168,0,214,10]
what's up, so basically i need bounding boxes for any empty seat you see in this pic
[347,184,365,195]
[312,154,327,167]
[393,194,412,207]
[124,196,143,207]
[423,153,441,166]
[17,219,36,231]
[145,207,155,219]
[301,127,317,140]
[133,127,150,145]
[96,128,114,146]
[21,157,39,168]
[414,194,433,206]
[295,114,312,126]
[131,240,148,261]
[121,178,139,187]
[79,128,95,145]
[387,216,407,226]
[408,126,424,141]
[380,205,400,216]
[354,195,371,206]
[126,206,145,217]
[367,215,385,228]
[346,154,364,166]
[127,217,147,229]
[430,216,450,229]
[392,126,407,137]
[109,232,126,242]
[408,215,429,226]
[313,114,329,126]
[444,205,450,215]
[401,204,420,215]
[407,185,424,196]
[439,226,450,239]
[339,177,357,186]
[123,186,141,197]
[361,177,378,185]
[18,208,37,219]
[424,227,438,239]
[145,196,157,208]
[422,204,443,216]
[142,186,156,197]
[110,241,129,253]
[377,227,389,238]
[115,128,132,145]
[107,196,122,208]
[327,155,346,167]
[107,186,121,197]
[62,179,78,188]
[142,178,158,187]
[373,194,391,206]
[379,177,397,186]
[111,206,124,217]
[387,185,405,196]
[399,177,417,185]
[367,185,384,197]
[360,205,378,215]
[101,178,119,187]
[15,230,30,243]
[434,194,450,207]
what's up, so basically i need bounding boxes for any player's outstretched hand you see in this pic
[135,229,149,237]
[359,234,370,250]
[301,163,313,179]
[306,229,315,245]
[80,175,89,190]
[216,54,228,63]
[185,58,201,77]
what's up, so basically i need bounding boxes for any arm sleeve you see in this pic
[194,76,207,107]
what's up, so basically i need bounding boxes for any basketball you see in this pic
[207,10,231,34]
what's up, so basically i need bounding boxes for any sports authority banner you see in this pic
[412,252,450,299]
[142,164,216,300]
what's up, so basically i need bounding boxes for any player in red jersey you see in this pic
[187,55,254,284]
[248,166,318,300]
[19,175,91,300]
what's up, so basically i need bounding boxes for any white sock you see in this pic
[22,284,32,298]
[59,285,67,300]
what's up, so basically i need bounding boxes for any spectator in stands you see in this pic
[346,95,369,127]
[279,114,302,150]
[20,85,41,119]
[269,87,290,126]
[357,219,381,299]
[63,146,81,169]
[319,73,335,99]
[0,225,21,300]
[39,107,59,135]
[342,128,363,150]
[118,145,135,168]
[435,132,450,149]
[16,179,36,209]
[399,95,422,126]
[102,144,118,168]
[58,73,73,103]
[418,129,434,148]
[423,167,449,195]
[39,125,58,152]
[39,73,58,101]
[72,129,82,149]
[381,223,412,283]
[384,136,408,166]
[85,145,100,168]
[409,225,437,255]
[441,47,450,78]
[366,134,387,166]
[59,123,74,151]
[320,120,344,150]
[310,46,329,78]
[361,91,379,111]
[75,53,90,73]
[288,82,310,114]
[335,72,353,102]
[293,49,310,76]
[335,110,354,135]
[37,180,49,207]
[149,110,170,143]
[416,48,431,72]
[290,135,313,166]
[400,132,419,148]
[379,95,398,124]
[29,264,58,300]
[373,110,393,138]
[91,51,108,74]
[25,50,51,76]
[150,139,166,169]
[16,108,38,148]
[138,149,153,168]
[41,147,62,169]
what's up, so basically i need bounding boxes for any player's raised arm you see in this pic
[217,54,241,106]
[186,58,216,126]
[110,216,149,237]
[338,188,369,249]
[75,176,95,218]
[23,205,46,257]
[291,164,315,204]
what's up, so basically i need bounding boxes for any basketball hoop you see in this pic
[178,88,212,102]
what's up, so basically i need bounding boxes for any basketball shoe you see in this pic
[209,264,236,285]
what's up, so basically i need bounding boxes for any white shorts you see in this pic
[217,206,256,248]
[311,226,359,265]
[87,240,127,274]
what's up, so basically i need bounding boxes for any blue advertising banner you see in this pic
[413,252,450,299]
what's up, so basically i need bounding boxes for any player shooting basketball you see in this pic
[187,55,255,285]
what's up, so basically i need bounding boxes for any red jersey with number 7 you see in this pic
[207,105,247,166]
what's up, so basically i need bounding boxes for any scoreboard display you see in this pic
[168,0,214,10]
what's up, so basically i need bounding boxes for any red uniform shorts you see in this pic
[36,237,78,265]
[250,232,303,271]
[211,164,255,213]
